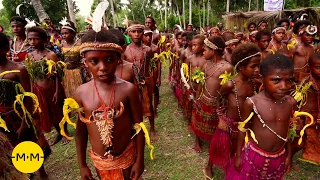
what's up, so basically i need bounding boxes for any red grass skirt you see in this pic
[182,88,195,122]
[33,83,64,133]
[191,94,218,141]
[226,141,286,180]
[209,114,238,170]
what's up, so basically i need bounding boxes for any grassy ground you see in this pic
[43,68,320,180]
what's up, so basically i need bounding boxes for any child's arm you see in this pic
[74,90,94,180]
[285,139,292,173]
[217,81,234,115]
[48,52,63,104]
[234,98,254,171]
[128,84,145,180]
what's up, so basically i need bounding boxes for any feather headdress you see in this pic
[174,24,183,32]
[92,1,109,32]
[25,18,36,29]
[59,17,70,26]
[16,4,23,16]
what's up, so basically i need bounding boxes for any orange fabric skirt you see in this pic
[89,141,136,180]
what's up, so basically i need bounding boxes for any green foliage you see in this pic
[0,9,12,36]
[2,0,79,24]
[75,14,86,32]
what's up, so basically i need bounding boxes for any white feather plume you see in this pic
[59,17,70,26]
[175,24,183,32]
[299,13,308,21]
[16,4,23,16]
[92,1,109,32]
[25,18,36,29]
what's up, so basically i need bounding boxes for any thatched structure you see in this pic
[222,7,320,32]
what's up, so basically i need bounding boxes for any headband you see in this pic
[234,52,261,69]
[127,24,145,32]
[249,30,258,36]
[258,21,268,27]
[272,27,286,34]
[209,27,220,33]
[79,42,123,54]
[235,32,244,36]
[62,26,76,32]
[225,39,239,46]
[144,30,153,35]
[299,25,318,35]
[11,20,25,26]
[204,38,218,50]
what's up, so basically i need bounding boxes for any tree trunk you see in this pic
[256,0,259,11]
[67,0,76,24]
[248,0,251,11]
[207,0,210,26]
[203,0,206,27]
[30,0,49,22]
[110,0,117,28]
[189,0,192,25]
[198,3,201,28]
[165,0,167,29]
[182,0,186,29]
[226,0,230,13]
[176,4,182,27]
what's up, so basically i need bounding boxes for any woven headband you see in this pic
[204,38,218,50]
[225,39,239,46]
[127,24,145,32]
[144,30,153,34]
[79,42,123,54]
[249,30,258,36]
[272,27,286,34]
[299,25,318,35]
[234,52,261,69]
[62,26,76,32]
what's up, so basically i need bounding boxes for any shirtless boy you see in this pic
[255,30,273,60]
[75,29,145,180]
[268,26,286,54]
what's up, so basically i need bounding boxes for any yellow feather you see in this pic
[46,59,56,76]
[59,98,80,140]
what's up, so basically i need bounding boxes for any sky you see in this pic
[0,0,128,17]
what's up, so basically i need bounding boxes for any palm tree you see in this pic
[67,0,76,24]
[189,0,192,25]
[110,0,117,27]
[30,0,49,22]
[182,0,186,29]
[226,0,230,12]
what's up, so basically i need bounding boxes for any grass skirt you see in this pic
[209,114,238,170]
[226,141,286,180]
[191,94,218,141]
[0,132,29,180]
[63,68,84,98]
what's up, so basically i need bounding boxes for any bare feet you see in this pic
[150,131,157,142]
[61,137,70,145]
[193,137,202,153]
[49,134,62,146]
[204,167,214,180]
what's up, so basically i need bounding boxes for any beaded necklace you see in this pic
[93,78,119,157]
[129,44,146,87]
[203,61,227,98]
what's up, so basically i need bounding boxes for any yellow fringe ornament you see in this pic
[59,98,80,140]
[132,122,155,160]
[238,112,258,146]
[181,63,190,82]
[291,82,312,109]
[294,111,314,145]
[287,39,297,50]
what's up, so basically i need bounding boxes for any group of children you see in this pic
[170,18,320,179]
[1,13,320,180]
[0,15,162,179]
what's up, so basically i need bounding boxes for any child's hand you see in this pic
[285,157,292,174]
[130,161,144,180]
[234,156,241,172]
[80,166,95,180]
[52,91,58,104]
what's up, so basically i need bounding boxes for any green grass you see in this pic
[42,68,320,180]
